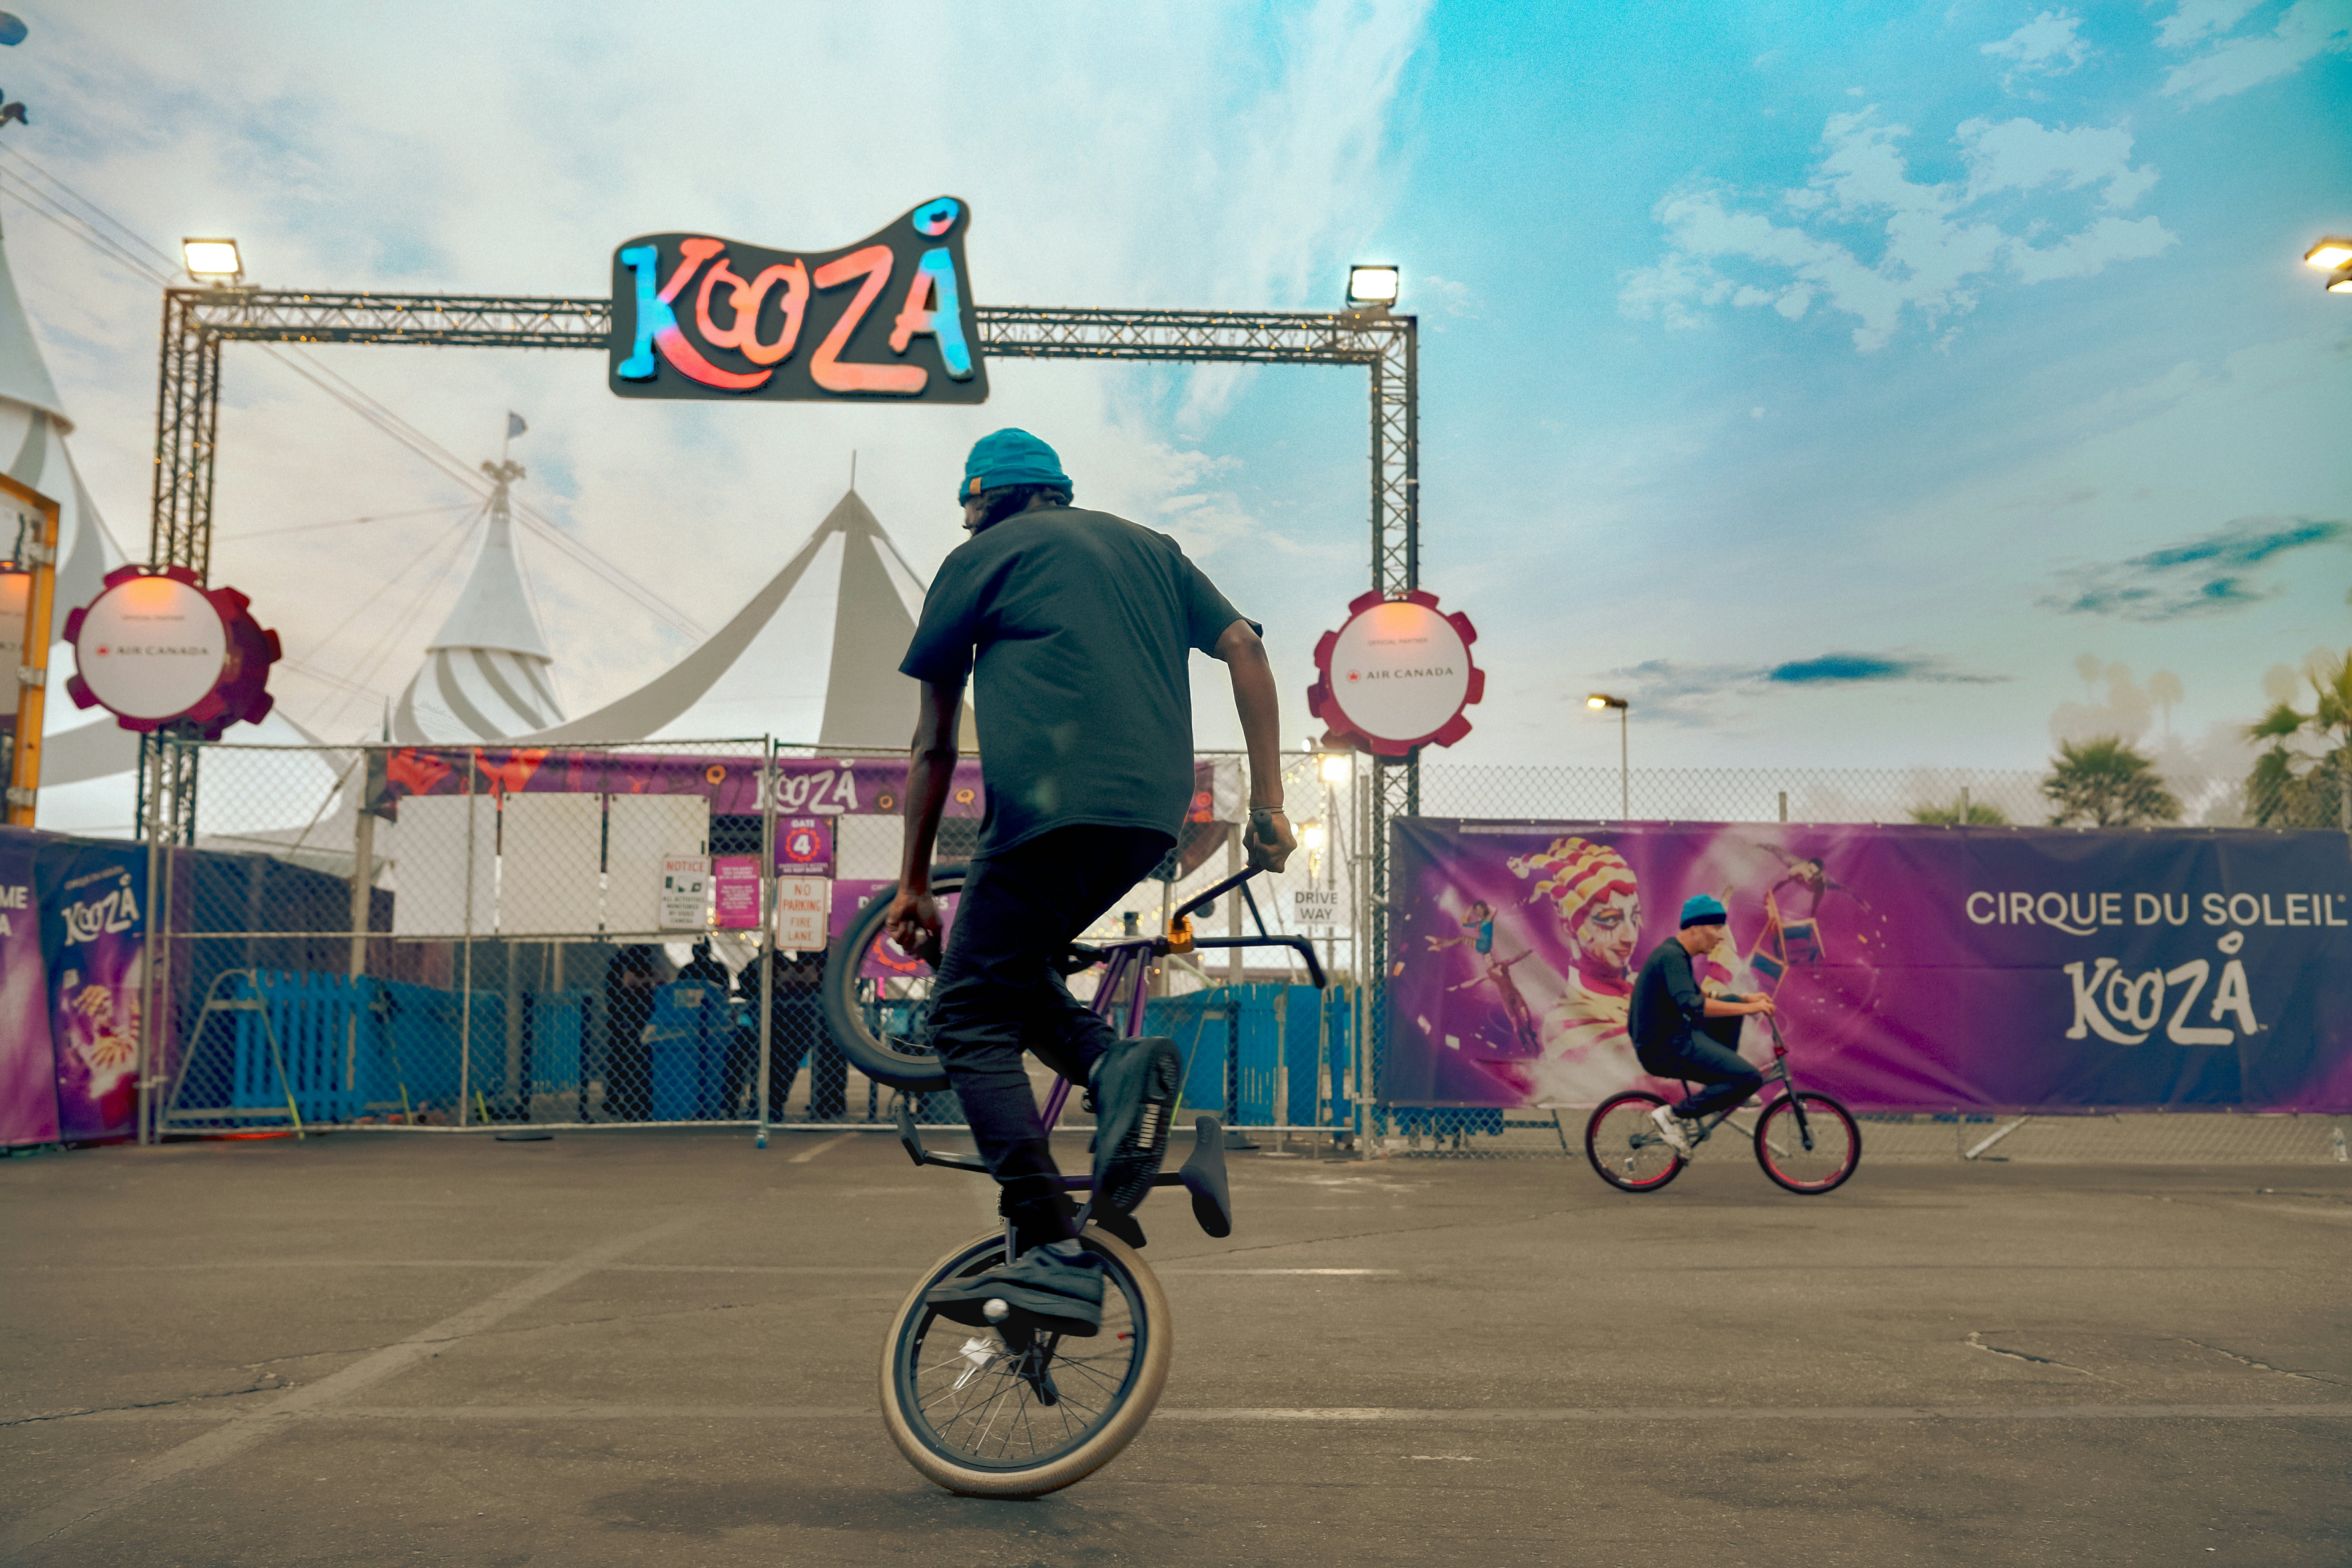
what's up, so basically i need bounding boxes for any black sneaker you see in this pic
[925,1242,1105,1337]
[1089,1036,1183,1219]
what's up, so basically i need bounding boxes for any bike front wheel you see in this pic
[1585,1091,1686,1192]
[880,1226,1171,1498]
[1752,1091,1861,1194]
[822,866,966,1093]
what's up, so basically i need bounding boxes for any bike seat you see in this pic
[1177,1115,1232,1239]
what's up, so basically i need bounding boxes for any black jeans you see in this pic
[927,825,1174,1195]
[1636,1015,1763,1121]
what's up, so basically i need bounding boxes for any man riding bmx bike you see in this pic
[885,428,1294,1339]
[1627,894,1776,1155]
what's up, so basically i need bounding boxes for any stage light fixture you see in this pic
[181,238,242,283]
[2304,237,2352,270]
[1347,265,1400,305]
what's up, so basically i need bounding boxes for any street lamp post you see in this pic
[2303,236,2352,294]
[1588,693,1629,819]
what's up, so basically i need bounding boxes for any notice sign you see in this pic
[1294,888,1341,926]
[659,855,711,930]
[775,876,831,954]
[712,855,761,930]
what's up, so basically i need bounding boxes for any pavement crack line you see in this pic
[0,1202,719,1560]
[1965,1332,2113,1382]
[0,1380,287,1429]
[2181,1339,2339,1384]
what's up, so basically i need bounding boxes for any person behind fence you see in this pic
[885,427,1294,1338]
[727,947,845,1121]
[601,944,666,1121]
[1628,895,1775,1155]
[677,938,731,991]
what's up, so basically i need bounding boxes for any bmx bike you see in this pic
[1583,1014,1860,1195]
[826,865,1325,1497]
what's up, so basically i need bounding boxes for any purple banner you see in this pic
[1390,819,2352,1114]
[365,748,985,821]
[41,839,147,1142]
[0,828,56,1147]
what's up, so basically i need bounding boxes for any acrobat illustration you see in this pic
[1446,946,1540,1051]
[1426,900,1494,956]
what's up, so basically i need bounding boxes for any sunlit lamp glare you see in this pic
[1300,821,1327,850]
[181,238,242,280]
[1319,752,1351,782]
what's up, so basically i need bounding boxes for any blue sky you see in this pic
[4,0,2347,781]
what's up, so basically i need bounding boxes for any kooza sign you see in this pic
[63,566,279,737]
[1309,589,1483,757]
[609,196,986,404]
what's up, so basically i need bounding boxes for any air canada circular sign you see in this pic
[63,565,280,737]
[1308,588,1483,758]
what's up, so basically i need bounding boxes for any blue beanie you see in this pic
[959,428,1071,503]
[1679,894,1728,929]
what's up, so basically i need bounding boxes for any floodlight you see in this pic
[1347,265,1400,305]
[2303,237,2352,270]
[1587,692,1626,710]
[2330,267,2352,295]
[181,238,242,282]
[1319,752,1351,782]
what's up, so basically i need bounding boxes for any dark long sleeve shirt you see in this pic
[1628,937,1711,1057]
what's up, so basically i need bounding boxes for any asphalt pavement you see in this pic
[2,1127,2346,1567]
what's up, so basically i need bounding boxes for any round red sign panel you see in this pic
[1308,589,1483,757]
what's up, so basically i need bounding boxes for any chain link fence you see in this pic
[133,741,2347,1162]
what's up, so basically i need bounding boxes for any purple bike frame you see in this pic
[1037,939,1160,1129]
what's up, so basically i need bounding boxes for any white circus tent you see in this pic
[517,485,936,749]
[390,461,564,744]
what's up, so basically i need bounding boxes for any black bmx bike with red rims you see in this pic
[824,865,1324,1498]
[1584,1015,1860,1195]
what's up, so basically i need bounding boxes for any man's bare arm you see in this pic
[885,679,962,959]
[1214,619,1296,872]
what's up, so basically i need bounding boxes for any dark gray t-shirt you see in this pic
[900,506,1252,858]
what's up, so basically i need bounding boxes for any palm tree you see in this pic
[2245,649,2352,828]
[2042,737,2182,828]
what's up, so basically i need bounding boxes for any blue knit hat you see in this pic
[959,428,1071,503]
[1679,894,1728,929]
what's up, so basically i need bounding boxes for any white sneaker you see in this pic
[1649,1103,1693,1157]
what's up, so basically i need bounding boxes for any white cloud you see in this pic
[2154,0,2265,47]
[1619,109,2173,351]
[1981,9,2093,86]
[4,0,1430,740]
[2157,0,2352,101]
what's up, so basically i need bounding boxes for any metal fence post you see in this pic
[459,749,476,1127]
[138,741,164,1145]
[1777,790,1787,825]
[349,758,374,979]
[756,737,776,1148]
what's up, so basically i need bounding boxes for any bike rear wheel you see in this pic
[1585,1091,1686,1192]
[822,866,965,1094]
[880,1226,1171,1498]
[1752,1091,1861,1194]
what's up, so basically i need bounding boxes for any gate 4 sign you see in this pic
[610,197,987,404]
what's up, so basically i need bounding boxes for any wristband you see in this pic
[1249,806,1286,819]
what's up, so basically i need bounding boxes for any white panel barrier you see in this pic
[604,794,711,935]
[499,793,604,935]
[390,795,497,937]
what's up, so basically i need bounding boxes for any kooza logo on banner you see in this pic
[1964,886,2348,1047]
[609,196,986,403]
[1388,819,2352,1116]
